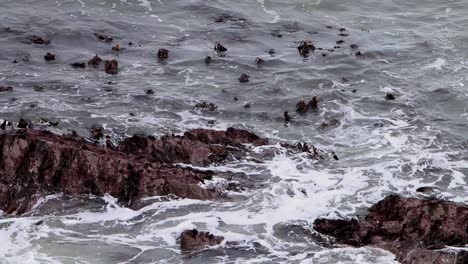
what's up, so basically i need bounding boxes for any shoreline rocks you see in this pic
[0,127,268,215]
[313,195,468,264]
[180,229,224,251]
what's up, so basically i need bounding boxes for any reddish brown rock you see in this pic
[88,54,102,66]
[0,127,268,215]
[297,41,315,57]
[44,52,55,61]
[104,59,118,74]
[180,229,224,251]
[314,195,468,264]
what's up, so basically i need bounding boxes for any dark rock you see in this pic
[145,89,154,95]
[336,40,345,44]
[296,100,308,114]
[386,93,396,100]
[158,48,169,60]
[205,56,212,64]
[321,53,327,57]
[271,30,283,38]
[308,96,318,110]
[214,42,227,52]
[17,118,29,128]
[44,52,55,61]
[416,186,435,193]
[88,54,102,66]
[0,127,268,214]
[297,41,315,57]
[338,33,349,37]
[268,49,276,55]
[12,59,18,63]
[243,103,250,108]
[239,73,249,83]
[355,51,363,56]
[70,62,86,68]
[339,28,346,32]
[128,42,133,46]
[0,86,13,92]
[350,44,359,49]
[94,33,112,42]
[180,229,224,251]
[255,57,265,64]
[91,126,104,140]
[28,35,50,45]
[195,102,217,111]
[112,44,122,51]
[314,195,468,264]
[104,59,118,74]
[0,120,7,130]
[33,85,44,92]
[233,97,238,102]
[284,111,291,122]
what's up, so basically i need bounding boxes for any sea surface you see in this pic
[0,0,467,263]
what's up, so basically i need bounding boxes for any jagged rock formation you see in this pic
[0,127,268,215]
[314,195,468,264]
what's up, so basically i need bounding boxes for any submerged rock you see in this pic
[44,52,55,61]
[205,56,212,64]
[195,102,217,111]
[0,127,268,215]
[386,93,396,100]
[104,59,118,74]
[70,62,86,68]
[314,195,468,264]
[284,111,291,122]
[94,33,112,42]
[180,229,224,251]
[0,86,13,92]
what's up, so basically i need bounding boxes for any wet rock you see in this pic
[214,42,227,52]
[297,41,315,57]
[296,100,308,114]
[338,33,349,37]
[0,127,267,214]
[355,51,363,57]
[70,62,86,68]
[204,56,212,64]
[386,93,396,100]
[28,35,50,45]
[17,118,29,128]
[88,54,102,66]
[33,85,44,92]
[145,89,154,95]
[0,86,13,92]
[416,186,436,193]
[128,42,134,46]
[308,96,318,110]
[44,52,55,61]
[233,96,238,102]
[255,57,265,64]
[180,229,224,251]
[91,126,104,140]
[336,40,345,44]
[350,44,359,49]
[314,195,468,264]
[239,73,249,83]
[195,102,217,111]
[104,59,118,74]
[284,111,291,122]
[157,48,169,60]
[94,33,112,42]
[243,103,250,108]
[268,49,276,55]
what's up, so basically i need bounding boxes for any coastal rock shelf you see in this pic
[0,127,267,215]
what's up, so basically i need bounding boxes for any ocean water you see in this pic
[0,0,467,263]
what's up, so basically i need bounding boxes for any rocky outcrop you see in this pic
[0,127,268,215]
[314,195,468,264]
[180,229,224,251]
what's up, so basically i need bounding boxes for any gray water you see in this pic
[0,0,467,263]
